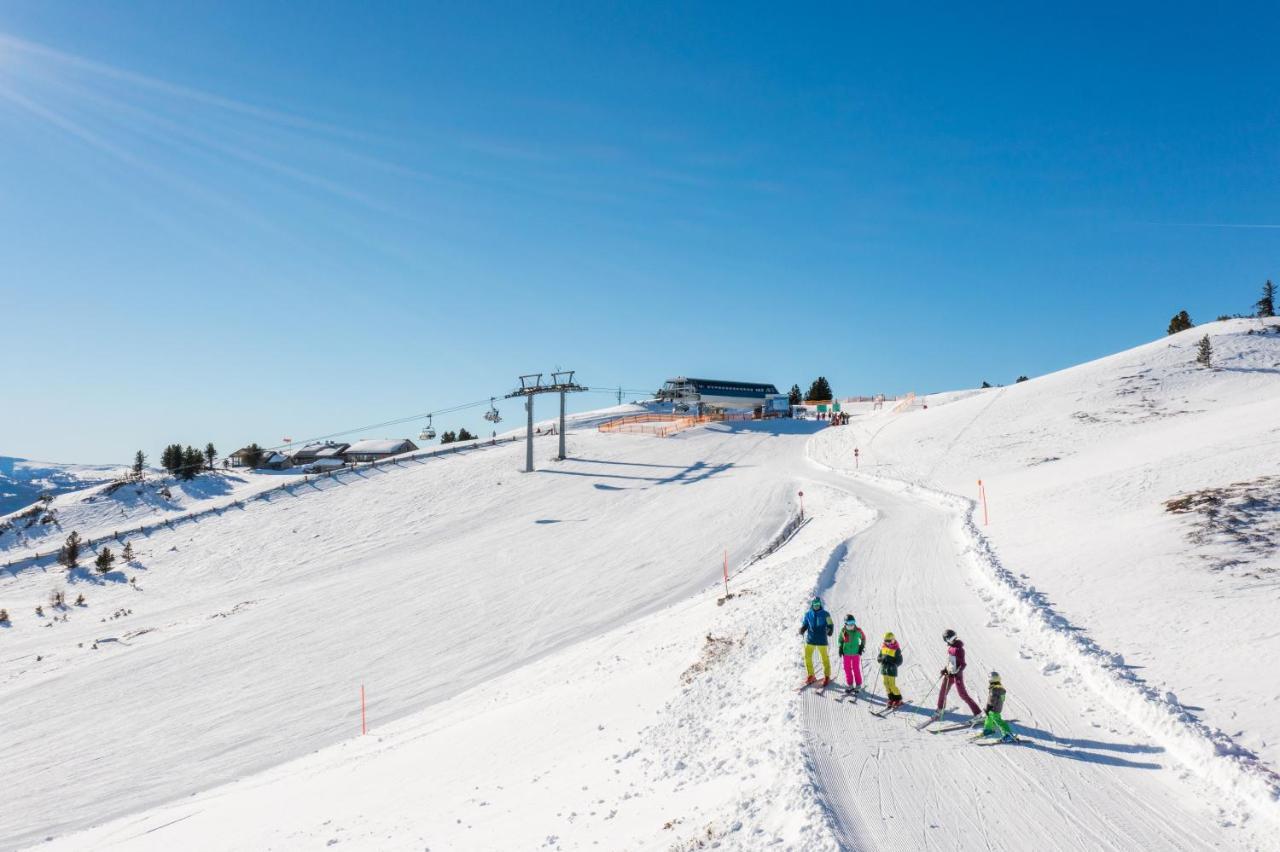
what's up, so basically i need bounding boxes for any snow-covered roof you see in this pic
[345,439,415,455]
[288,442,327,454]
[315,445,348,458]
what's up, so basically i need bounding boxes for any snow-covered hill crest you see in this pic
[0,457,126,516]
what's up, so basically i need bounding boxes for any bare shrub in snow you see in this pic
[1165,475,1280,575]
[680,634,740,684]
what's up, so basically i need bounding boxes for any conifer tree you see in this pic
[178,446,202,480]
[1196,334,1213,367]
[805,377,834,402]
[788,384,803,406]
[1258,280,1276,318]
[204,442,217,471]
[1167,310,1194,335]
[457,428,476,441]
[160,443,186,475]
[58,531,82,568]
[121,541,135,562]
[95,548,116,574]
[440,431,457,444]
[132,450,146,478]
[242,444,265,469]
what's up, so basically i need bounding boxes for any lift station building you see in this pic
[656,377,787,415]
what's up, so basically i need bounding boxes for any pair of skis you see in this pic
[796,679,832,696]
[796,679,866,702]
[913,706,958,730]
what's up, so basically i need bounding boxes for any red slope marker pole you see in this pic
[978,480,989,526]
[361,684,367,735]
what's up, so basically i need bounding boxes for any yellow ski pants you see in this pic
[804,644,831,677]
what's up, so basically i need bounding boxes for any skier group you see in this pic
[798,597,1017,742]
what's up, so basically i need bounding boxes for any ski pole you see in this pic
[913,672,944,709]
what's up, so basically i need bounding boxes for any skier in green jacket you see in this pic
[837,614,866,695]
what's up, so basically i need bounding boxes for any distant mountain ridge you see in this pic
[0,456,125,516]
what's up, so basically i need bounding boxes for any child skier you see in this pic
[837,615,866,694]
[797,597,834,686]
[982,671,1017,742]
[935,629,983,721]
[877,632,904,708]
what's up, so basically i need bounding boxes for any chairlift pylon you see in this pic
[483,397,502,424]
[419,414,437,441]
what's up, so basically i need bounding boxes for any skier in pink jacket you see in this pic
[934,629,982,721]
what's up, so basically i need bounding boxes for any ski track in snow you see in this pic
[797,457,1278,850]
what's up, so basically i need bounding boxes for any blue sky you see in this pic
[2,2,1277,463]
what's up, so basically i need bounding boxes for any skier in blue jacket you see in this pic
[797,597,835,686]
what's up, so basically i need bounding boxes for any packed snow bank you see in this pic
[810,320,1280,785]
[0,420,818,848]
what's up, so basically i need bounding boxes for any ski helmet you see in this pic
[989,671,1001,683]
[883,631,895,641]
[810,597,823,610]
[845,614,856,625]
[943,629,957,642]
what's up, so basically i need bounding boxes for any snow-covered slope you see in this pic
[811,318,1280,770]
[7,322,1280,851]
[0,457,125,516]
[0,422,812,849]
[0,468,306,559]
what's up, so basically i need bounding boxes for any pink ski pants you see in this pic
[842,654,863,687]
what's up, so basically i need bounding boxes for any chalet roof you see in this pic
[345,439,416,455]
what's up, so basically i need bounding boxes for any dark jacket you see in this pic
[877,640,903,676]
[986,684,1006,714]
[800,608,834,645]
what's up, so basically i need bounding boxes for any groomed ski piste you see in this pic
[2,319,1279,850]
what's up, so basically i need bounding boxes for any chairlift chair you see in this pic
[483,397,502,424]
[419,414,437,441]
